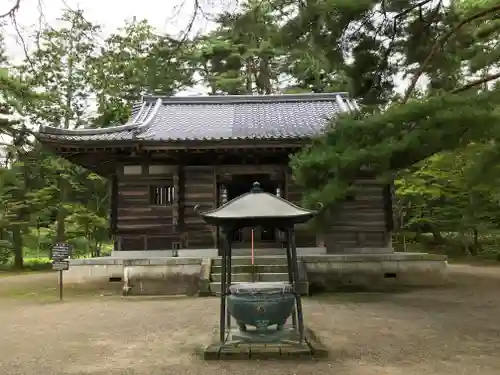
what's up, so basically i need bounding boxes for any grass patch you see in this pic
[393,232,500,263]
[0,278,123,302]
[0,257,53,275]
[0,270,123,302]
[447,257,500,266]
[0,269,52,278]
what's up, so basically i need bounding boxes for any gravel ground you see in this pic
[0,264,499,375]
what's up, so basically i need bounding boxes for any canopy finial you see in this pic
[251,181,262,193]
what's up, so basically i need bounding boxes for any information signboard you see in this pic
[51,243,72,300]
[52,260,70,271]
[51,243,72,261]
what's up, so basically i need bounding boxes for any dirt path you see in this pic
[0,265,499,375]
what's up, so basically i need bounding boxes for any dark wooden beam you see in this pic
[38,136,308,152]
[178,163,186,247]
[383,184,394,232]
[110,174,118,237]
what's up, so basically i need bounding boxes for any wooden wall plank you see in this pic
[115,166,178,248]
[285,171,316,247]
[286,170,393,249]
[184,166,216,248]
[109,175,118,238]
[113,160,393,253]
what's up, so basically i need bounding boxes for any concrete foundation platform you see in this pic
[203,326,328,360]
[63,250,447,296]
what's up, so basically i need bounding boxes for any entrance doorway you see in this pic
[223,174,279,245]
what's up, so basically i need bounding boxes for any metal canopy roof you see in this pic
[38,92,359,143]
[197,182,317,226]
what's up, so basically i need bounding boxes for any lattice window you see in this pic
[123,165,142,175]
[149,186,175,206]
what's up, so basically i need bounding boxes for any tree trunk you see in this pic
[431,228,445,243]
[12,226,23,269]
[414,228,424,242]
[56,177,67,242]
[245,59,253,94]
[470,228,480,256]
[458,231,471,255]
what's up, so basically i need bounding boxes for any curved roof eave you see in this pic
[38,98,163,137]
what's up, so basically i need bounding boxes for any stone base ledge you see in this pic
[65,257,212,297]
[64,252,447,295]
[70,257,204,266]
[326,247,394,254]
[302,252,446,263]
[73,254,443,267]
[304,252,447,291]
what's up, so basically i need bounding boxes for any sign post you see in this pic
[51,243,71,301]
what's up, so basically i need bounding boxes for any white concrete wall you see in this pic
[64,264,123,283]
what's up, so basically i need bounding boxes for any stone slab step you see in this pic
[212,256,288,267]
[211,272,289,283]
[209,281,309,296]
[231,248,288,256]
[211,265,289,274]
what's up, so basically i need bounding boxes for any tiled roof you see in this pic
[38,93,359,143]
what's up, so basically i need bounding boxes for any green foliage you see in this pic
[17,9,100,129]
[292,89,500,206]
[290,0,500,251]
[89,19,193,126]
[0,240,12,265]
[396,146,500,237]
[191,0,285,95]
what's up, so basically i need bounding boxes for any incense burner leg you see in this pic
[237,321,247,332]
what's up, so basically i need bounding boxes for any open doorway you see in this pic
[224,174,278,244]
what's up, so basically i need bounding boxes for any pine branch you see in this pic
[0,0,20,19]
[402,3,500,103]
[453,72,500,93]
[394,0,435,19]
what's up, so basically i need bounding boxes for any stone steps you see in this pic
[209,255,308,295]
[212,256,288,266]
[230,248,287,256]
[211,264,289,274]
[210,272,289,283]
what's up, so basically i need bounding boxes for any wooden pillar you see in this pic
[383,183,394,246]
[217,175,230,255]
[172,168,180,243]
[114,235,122,252]
[109,174,118,236]
[285,229,297,329]
[289,227,305,342]
[109,174,118,250]
[219,227,230,343]
[226,233,232,331]
[177,164,186,248]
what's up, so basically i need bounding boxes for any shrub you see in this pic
[0,240,12,265]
